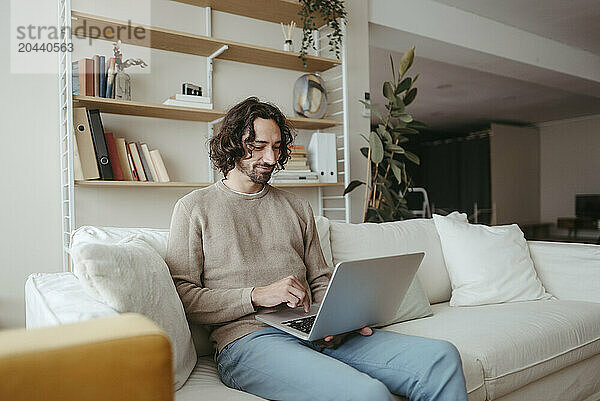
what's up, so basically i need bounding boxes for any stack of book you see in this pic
[163,94,213,109]
[72,55,117,98]
[73,107,170,183]
[270,145,318,184]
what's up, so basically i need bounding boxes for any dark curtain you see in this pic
[411,135,491,223]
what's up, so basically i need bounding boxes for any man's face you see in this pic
[236,118,282,184]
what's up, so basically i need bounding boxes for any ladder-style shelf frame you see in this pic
[59,1,351,272]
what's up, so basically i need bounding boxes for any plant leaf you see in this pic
[396,77,411,94]
[360,99,384,121]
[394,127,419,135]
[405,151,420,165]
[383,81,394,101]
[343,180,365,196]
[360,147,369,158]
[407,120,428,129]
[386,144,405,153]
[370,131,384,163]
[390,54,396,84]
[404,88,418,106]
[391,162,404,184]
[399,46,415,77]
[377,125,392,143]
[398,113,413,123]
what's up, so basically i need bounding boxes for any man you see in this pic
[165,97,468,401]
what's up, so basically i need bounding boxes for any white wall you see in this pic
[0,0,62,329]
[0,0,369,328]
[540,115,600,222]
[490,123,540,225]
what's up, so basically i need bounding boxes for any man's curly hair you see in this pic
[209,97,296,177]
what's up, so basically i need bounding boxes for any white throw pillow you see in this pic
[70,236,197,390]
[432,214,553,306]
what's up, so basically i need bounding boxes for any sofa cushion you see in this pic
[72,225,169,256]
[70,237,197,391]
[25,272,118,328]
[175,357,264,401]
[433,214,553,306]
[314,216,333,268]
[385,300,600,400]
[330,219,452,304]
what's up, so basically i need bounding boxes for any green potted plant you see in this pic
[344,47,426,222]
[298,0,346,66]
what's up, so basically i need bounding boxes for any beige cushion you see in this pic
[314,216,334,268]
[330,219,452,304]
[70,237,197,391]
[385,300,600,400]
[175,357,264,401]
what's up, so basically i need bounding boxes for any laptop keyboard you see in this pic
[282,315,316,334]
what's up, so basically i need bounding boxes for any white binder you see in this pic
[307,132,337,183]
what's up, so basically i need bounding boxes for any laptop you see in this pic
[255,252,425,341]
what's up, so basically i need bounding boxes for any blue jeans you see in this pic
[217,327,468,401]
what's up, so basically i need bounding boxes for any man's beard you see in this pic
[238,161,275,184]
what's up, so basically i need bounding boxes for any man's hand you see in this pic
[251,275,311,312]
[313,326,373,349]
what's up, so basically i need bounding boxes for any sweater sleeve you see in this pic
[165,200,256,325]
[303,202,332,304]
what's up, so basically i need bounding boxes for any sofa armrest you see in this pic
[528,241,600,302]
[0,313,173,401]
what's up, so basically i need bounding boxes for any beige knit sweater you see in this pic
[165,180,331,352]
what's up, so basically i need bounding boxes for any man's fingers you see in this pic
[324,335,333,342]
[286,286,306,306]
[358,326,373,336]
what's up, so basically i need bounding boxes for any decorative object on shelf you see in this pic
[293,73,327,119]
[344,47,426,223]
[112,40,148,100]
[182,83,202,96]
[280,21,295,52]
[163,93,213,110]
[298,0,346,66]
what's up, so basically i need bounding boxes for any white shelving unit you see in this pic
[58,0,351,271]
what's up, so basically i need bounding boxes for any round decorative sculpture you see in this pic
[293,73,327,119]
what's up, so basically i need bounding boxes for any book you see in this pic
[126,146,139,181]
[115,137,133,181]
[98,56,106,98]
[105,57,116,99]
[72,61,80,95]
[162,99,213,109]
[93,55,100,97]
[172,94,211,103]
[72,107,99,180]
[73,133,84,181]
[104,132,123,180]
[128,142,147,181]
[140,143,159,183]
[136,142,153,181]
[149,149,170,182]
[76,58,94,96]
[86,109,113,180]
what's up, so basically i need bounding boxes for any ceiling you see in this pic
[432,0,600,55]
[368,0,600,134]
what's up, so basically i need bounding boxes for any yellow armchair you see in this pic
[0,313,173,401]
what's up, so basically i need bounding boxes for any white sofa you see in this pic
[25,217,600,401]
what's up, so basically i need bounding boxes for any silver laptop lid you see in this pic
[308,252,424,340]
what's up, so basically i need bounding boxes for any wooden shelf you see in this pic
[73,96,223,122]
[73,96,343,129]
[171,0,326,27]
[75,180,344,188]
[71,11,340,72]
